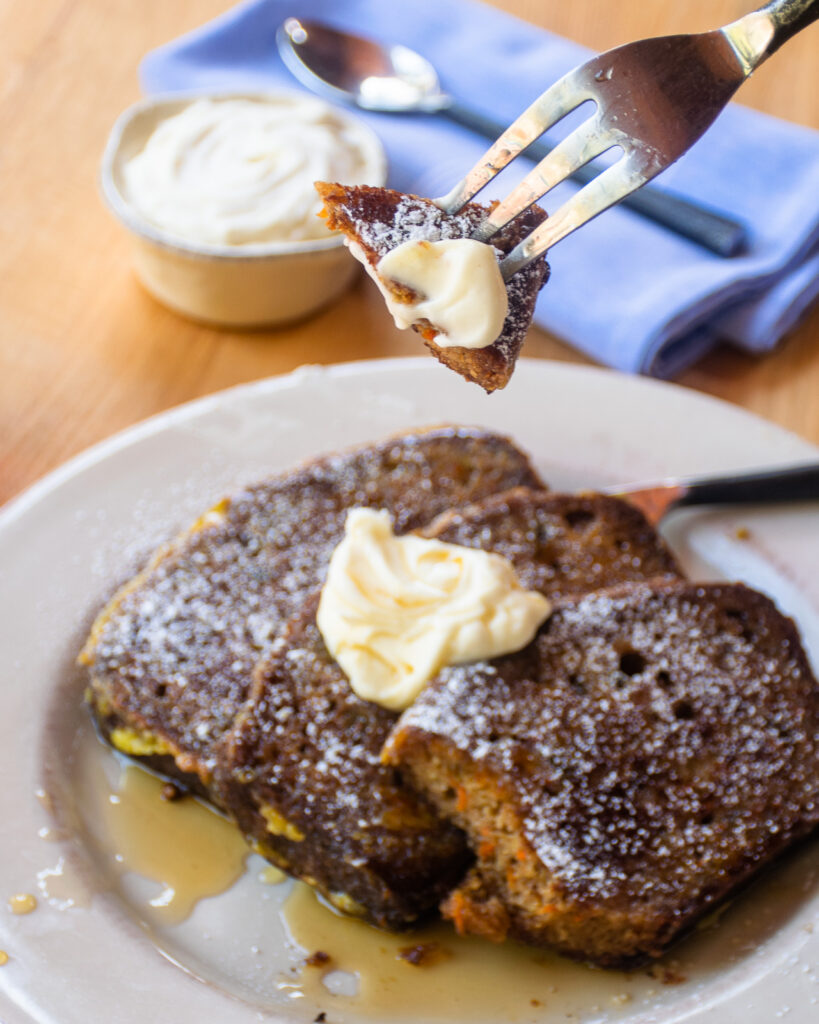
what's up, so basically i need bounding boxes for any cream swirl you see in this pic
[317,508,551,710]
[374,238,509,349]
[122,96,378,246]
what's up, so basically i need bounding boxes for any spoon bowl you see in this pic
[277,18,449,113]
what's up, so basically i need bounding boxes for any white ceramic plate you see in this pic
[1,358,817,1024]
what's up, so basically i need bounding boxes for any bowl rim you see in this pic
[99,88,388,262]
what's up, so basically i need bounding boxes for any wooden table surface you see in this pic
[0,0,817,507]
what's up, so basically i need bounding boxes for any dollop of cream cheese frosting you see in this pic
[317,508,551,711]
[122,96,376,246]
[348,237,509,349]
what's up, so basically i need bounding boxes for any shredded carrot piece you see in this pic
[449,892,467,934]
[420,327,438,342]
[539,903,555,915]
[478,841,495,858]
[515,847,528,862]
[456,785,469,812]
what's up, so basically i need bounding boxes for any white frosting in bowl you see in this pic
[100,91,386,325]
[119,95,381,248]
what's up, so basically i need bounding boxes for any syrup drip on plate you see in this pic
[279,881,640,1023]
[101,764,250,923]
[59,722,817,1022]
[71,730,250,926]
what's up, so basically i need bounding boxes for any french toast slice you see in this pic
[215,594,472,929]
[419,488,683,599]
[80,427,543,797]
[215,488,683,927]
[384,581,819,966]
[316,183,549,392]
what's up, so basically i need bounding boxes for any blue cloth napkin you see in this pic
[141,0,819,376]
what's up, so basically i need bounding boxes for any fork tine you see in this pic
[435,72,590,215]
[500,157,650,280]
[472,120,617,242]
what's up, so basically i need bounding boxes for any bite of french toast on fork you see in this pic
[316,183,549,392]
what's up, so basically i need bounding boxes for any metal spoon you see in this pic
[276,17,747,257]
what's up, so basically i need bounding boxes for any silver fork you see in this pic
[437,0,819,281]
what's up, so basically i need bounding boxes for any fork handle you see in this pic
[441,99,747,257]
[758,0,819,54]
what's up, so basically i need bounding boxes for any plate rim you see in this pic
[3,356,817,529]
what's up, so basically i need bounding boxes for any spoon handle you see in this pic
[442,99,747,257]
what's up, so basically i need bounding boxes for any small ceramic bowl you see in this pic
[100,91,387,328]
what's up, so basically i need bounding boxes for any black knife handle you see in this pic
[759,0,819,54]
[676,462,819,510]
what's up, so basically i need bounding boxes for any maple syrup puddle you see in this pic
[279,881,642,1023]
[75,733,249,925]
[65,726,818,1023]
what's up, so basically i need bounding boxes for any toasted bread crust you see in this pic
[316,183,549,392]
[216,595,472,929]
[385,581,819,966]
[420,488,683,600]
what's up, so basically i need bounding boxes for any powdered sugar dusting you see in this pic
[218,602,471,926]
[85,428,541,772]
[231,608,423,835]
[354,195,481,252]
[326,186,549,374]
[423,490,682,600]
[400,581,819,908]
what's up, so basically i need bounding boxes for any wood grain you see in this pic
[0,0,817,506]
